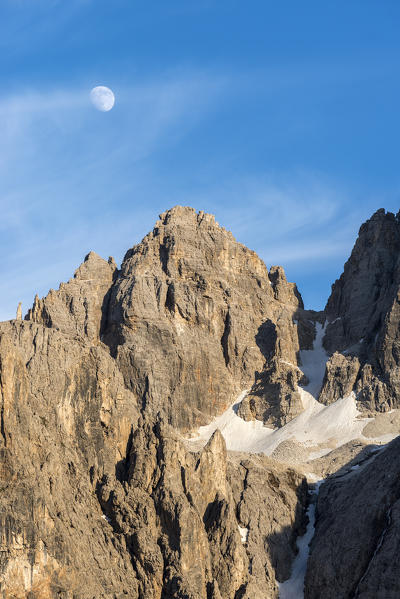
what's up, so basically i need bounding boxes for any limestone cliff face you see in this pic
[0,318,307,597]
[103,206,306,429]
[26,251,116,343]
[320,209,400,412]
[0,206,311,598]
[98,425,307,599]
[4,204,400,598]
[0,320,139,597]
[305,437,400,599]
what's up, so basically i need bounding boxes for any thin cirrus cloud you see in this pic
[0,68,374,320]
[0,72,224,166]
[0,71,227,321]
[0,71,225,210]
[181,173,357,261]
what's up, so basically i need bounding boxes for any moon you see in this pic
[90,86,115,112]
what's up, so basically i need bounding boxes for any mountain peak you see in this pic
[158,205,218,227]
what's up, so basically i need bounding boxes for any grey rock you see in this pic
[26,251,116,343]
[0,320,139,597]
[319,352,360,405]
[322,209,400,411]
[324,209,400,354]
[98,422,308,599]
[3,204,400,598]
[228,453,308,590]
[0,313,308,598]
[305,436,400,599]
[103,206,305,429]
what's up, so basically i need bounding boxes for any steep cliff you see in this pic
[0,320,139,597]
[0,207,311,598]
[2,205,400,598]
[321,209,400,413]
[26,251,116,343]
[305,437,400,599]
[103,206,308,429]
[0,318,307,597]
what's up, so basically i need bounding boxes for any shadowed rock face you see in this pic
[320,209,400,412]
[305,437,400,599]
[325,209,400,353]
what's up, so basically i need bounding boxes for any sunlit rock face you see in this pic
[0,206,310,598]
[0,319,307,598]
[2,205,400,598]
[26,250,117,343]
[103,206,307,430]
[0,320,139,597]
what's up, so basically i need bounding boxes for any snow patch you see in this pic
[188,390,368,456]
[238,525,248,544]
[280,359,301,370]
[299,322,327,400]
[330,317,341,325]
[190,390,274,452]
[187,321,373,459]
[278,480,323,599]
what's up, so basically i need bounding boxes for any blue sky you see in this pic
[1,0,400,320]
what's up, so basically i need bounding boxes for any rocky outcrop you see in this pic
[320,209,400,412]
[305,437,400,599]
[237,358,305,426]
[103,206,307,429]
[0,320,139,597]
[318,353,360,405]
[324,209,400,354]
[0,206,314,598]
[228,453,308,587]
[0,318,309,599]
[22,207,317,429]
[4,204,400,598]
[97,423,308,599]
[26,251,116,343]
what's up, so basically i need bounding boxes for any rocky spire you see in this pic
[25,251,116,343]
[16,302,22,321]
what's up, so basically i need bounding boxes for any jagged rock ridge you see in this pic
[320,209,400,414]
[0,318,307,597]
[1,206,312,598]
[28,206,312,430]
[1,205,400,598]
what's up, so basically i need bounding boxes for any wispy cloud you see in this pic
[0,63,392,320]
[173,170,358,262]
[0,71,226,320]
